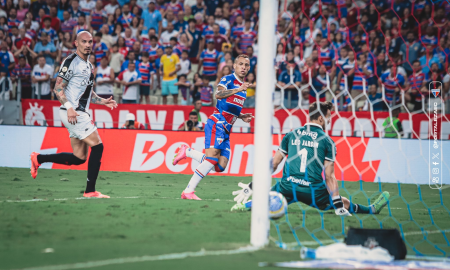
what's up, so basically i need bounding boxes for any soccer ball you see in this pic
[269,191,288,220]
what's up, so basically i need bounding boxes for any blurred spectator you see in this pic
[186,18,202,65]
[311,65,328,104]
[138,51,155,104]
[30,0,48,19]
[33,32,57,66]
[199,39,219,81]
[383,108,403,138]
[116,61,142,104]
[95,57,115,99]
[160,45,180,105]
[244,72,256,108]
[110,44,125,77]
[175,74,191,105]
[121,51,140,71]
[199,75,213,106]
[246,46,257,74]
[0,42,15,77]
[121,113,146,129]
[93,33,110,66]
[192,97,202,120]
[277,65,302,109]
[12,55,32,99]
[380,64,406,107]
[142,1,162,36]
[31,55,53,99]
[235,20,256,55]
[177,50,191,76]
[405,60,428,111]
[178,111,203,131]
[105,0,120,15]
[160,22,179,46]
[363,84,385,112]
[212,23,229,52]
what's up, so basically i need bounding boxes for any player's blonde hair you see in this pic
[234,54,250,63]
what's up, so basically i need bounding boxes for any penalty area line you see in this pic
[12,246,260,270]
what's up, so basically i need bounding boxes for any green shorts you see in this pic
[161,79,178,96]
[271,181,331,210]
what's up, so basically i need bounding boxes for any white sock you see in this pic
[186,148,205,163]
[184,159,215,193]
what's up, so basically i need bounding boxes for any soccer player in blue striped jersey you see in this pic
[173,55,254,200]
[231,102,390,215]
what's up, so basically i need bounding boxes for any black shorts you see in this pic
[140,85,150,95]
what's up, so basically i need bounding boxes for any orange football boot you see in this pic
[30,152,41,179]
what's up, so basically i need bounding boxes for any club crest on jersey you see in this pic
[432,88,440,98]
[216,138,224,145]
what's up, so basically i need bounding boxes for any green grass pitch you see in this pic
[0,167,449,270]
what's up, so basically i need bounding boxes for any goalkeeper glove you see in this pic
[332,195,352,216]
[232,182,253,204]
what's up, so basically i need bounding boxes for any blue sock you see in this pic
[244,200,252,209]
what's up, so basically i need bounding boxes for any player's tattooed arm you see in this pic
[53,77,69,105]
[91,90,118,110]
[215,83,249,99]
[90,91,103,104]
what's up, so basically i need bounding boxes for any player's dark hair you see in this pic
[309,101,333,121]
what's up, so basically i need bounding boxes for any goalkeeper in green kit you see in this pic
[231,101,390,216]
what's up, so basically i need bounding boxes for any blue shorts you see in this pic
[204,119,231,160]
[161,79,178,96]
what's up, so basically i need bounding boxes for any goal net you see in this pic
[254,0,450,257]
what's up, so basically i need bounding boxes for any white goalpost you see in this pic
[251,0,279,248]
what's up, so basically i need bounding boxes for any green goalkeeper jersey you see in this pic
[278,123,337,189]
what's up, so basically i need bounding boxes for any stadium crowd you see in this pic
[2,0,450,112]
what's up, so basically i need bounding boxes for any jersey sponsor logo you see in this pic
[297,129,318,139]
[286,176,310,186]
[81,77,94,86]
[62,67,68,72]
[233,97,244,105]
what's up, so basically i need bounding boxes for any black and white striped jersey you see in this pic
[58,53,95,112]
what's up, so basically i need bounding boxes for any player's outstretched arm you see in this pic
[272,150,286,173]
[91,91,118,110]
[215,83,248,99]
[324,160,351,216]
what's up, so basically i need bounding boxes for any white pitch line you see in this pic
[1,196,234,203]
[12,246,260,270]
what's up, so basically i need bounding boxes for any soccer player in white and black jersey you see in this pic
[30,31,117,198]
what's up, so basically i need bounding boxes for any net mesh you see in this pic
[269,0,450,257]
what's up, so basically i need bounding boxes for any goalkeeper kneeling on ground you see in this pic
[231,101,390,216]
